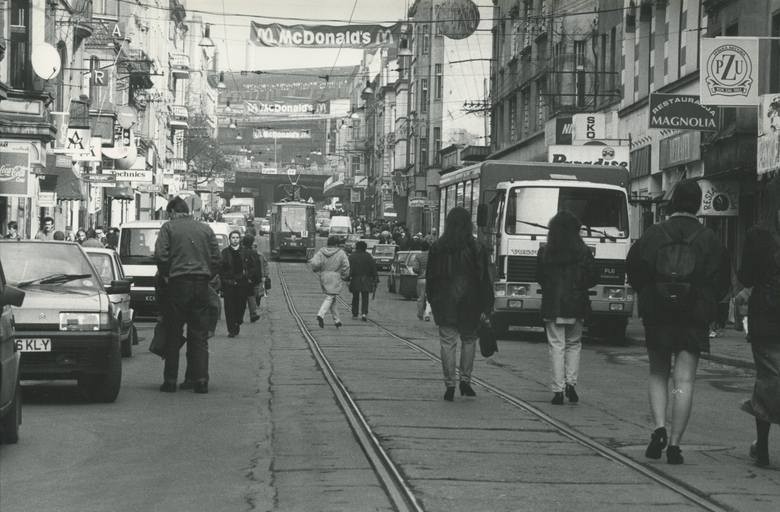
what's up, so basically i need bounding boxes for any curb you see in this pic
[626,335,755,370]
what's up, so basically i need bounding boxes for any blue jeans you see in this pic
[438,325,477,388]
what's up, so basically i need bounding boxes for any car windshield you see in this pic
[87,253,114,285]
[120,227,159,260]
[505,186,629,238]
[374,246,395,256]
[0,243,98,289]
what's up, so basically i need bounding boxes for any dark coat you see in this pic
[626,214,731,327]
[425,240,494,331]
[738,226,780,343]
[348,250,378,293]
[220,246,260,290]
[536,242,598,320]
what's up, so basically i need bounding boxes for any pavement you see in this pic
[625,317,755,369]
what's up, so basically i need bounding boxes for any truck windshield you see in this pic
[505,186,629,238]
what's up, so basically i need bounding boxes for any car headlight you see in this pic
[59,312,111,331]
[494,283,506,297]
[604,287,626,300]
[507,284,530,297]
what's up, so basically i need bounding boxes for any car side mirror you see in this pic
[107,279,131,294]
[477,204,488,227]
[0,285,25,307]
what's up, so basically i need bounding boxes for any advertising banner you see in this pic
[700,37,759,106]
[253,128,311,139]
[112,169,153,183]
[250,22,398,49]
[758,94,780,176]
[244,101,328,116]
[649,93,719,131]
[572,113,606,144]
[698,180,739,216]
[548,145,629,169]
[0,141,31,196]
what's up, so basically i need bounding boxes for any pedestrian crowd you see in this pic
[4,216,120,249]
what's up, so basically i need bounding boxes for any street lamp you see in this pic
[199,24,215,48]
[217,71,227,90]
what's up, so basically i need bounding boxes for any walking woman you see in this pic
[535,210,598,405]
[220,230,259,337]
[348,240,378,321]
[426,207,493,401]
[310,235,350,328]
[738,175,780,468]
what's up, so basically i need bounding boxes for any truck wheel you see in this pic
[78,339,122,403]
[0,382,21,444]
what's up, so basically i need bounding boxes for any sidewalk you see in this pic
[625,317,755,369]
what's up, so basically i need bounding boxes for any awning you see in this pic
[45,154,83,201]
[105,186,135,200]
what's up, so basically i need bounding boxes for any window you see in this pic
[536,79,546,128]
[422,25,430,55]
[574,40,586,70]
[420,137,428,167]
[9,0,31,90]
[351,119,361,140]
[433,127,442,160]
[94,0,119,17]
[351,155,362,175]
[421,79,428,113]
[434,64,443,100]
[610,27,617,91]
[509,97,518,141]
[521,88,530,137]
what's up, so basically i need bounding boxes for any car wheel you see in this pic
[78,337,122,403]
[0,381,21,444]
[131,324,139,345]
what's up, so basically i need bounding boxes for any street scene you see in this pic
[2,0,780,511]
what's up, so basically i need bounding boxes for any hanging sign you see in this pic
[112,169,153,183]
[250,22,398,49]
[64,128,91,153]
[700,37,759,106]
[698,180,739,216]
[758,94,780,176]
[0,141,32,196]
[572,113,606,144]
[649,93,719,131]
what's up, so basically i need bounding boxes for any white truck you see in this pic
[437,160,634,342]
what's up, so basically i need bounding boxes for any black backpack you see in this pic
[653,224,704,306]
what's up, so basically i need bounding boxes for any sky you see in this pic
[187,0,493,140]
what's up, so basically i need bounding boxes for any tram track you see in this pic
[276,262,735,512]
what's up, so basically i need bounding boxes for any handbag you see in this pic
[477,316,498,357]
[149,321,167,358]
[264,276,271,290]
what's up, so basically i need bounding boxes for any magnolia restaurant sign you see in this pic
[698,180,739,216]
[649,94,719,131]
[0,141,32,196]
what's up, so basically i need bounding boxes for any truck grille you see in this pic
[507,256,625,285]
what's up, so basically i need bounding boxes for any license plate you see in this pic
[145,295,156,302]
[15,338,52,352]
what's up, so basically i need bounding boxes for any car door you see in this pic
[0,263,17,409]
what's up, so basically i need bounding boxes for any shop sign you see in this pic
[245,101,328,115]
[649,94,719,131]
[659,131,701,169]
[261,167,278,174]
[698,180,739,216]
[252,128,311,139]
[39,191,57,207]
[545,116,572,145]
[64,128,91,153]
[572,113,606,144]
[0,142,31,196]
[350,190,361,203]
[548,145,629,169]
[83,173,116,186]
[251,22,398,49]
[700,37,759,106]
[758,94,780,176]
[409,197,427,207]
[112,169,153,183]
[135,184,163,194]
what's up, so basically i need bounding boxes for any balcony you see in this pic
[169,52,190,79]
[168,104,189,129]
[73,0,94,45]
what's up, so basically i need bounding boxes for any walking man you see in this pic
[154,197,220,393]
[627,179,730,464]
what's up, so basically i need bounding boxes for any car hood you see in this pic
[12,286,105,324]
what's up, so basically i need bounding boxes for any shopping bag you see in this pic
[149,321,167,358]
[477,317,498,357]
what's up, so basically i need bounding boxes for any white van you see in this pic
[328,216,352,243]
[117,220,165,320]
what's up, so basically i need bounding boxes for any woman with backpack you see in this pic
[627,180,730,464]
[426,207,494,401]
[536,210,598,405]
[737,175,780,468]
[310,235,350,328]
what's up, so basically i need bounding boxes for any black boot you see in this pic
[645,427,668,459]
[666,445,683,465]
[443,387,455,401]
[459,382,476,396]
[564,384,579,403]
[551,392,564,405]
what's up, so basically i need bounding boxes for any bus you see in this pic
[269,200,316,261]
[437,160,634,342]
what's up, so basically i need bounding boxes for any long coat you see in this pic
[220,246,261,292]
[738,226,780,343]
[536,242,598,320]
[348,250,378,293]
[425,240,493,331]
[310,246,350,295]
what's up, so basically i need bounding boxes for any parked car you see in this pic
[255,217,271,236]
[387,250,423,299]
[0,259,25,444]
[0,241,129,403]
[84,247,136,358]
[372,244,397,271]
[118,220,165,320]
